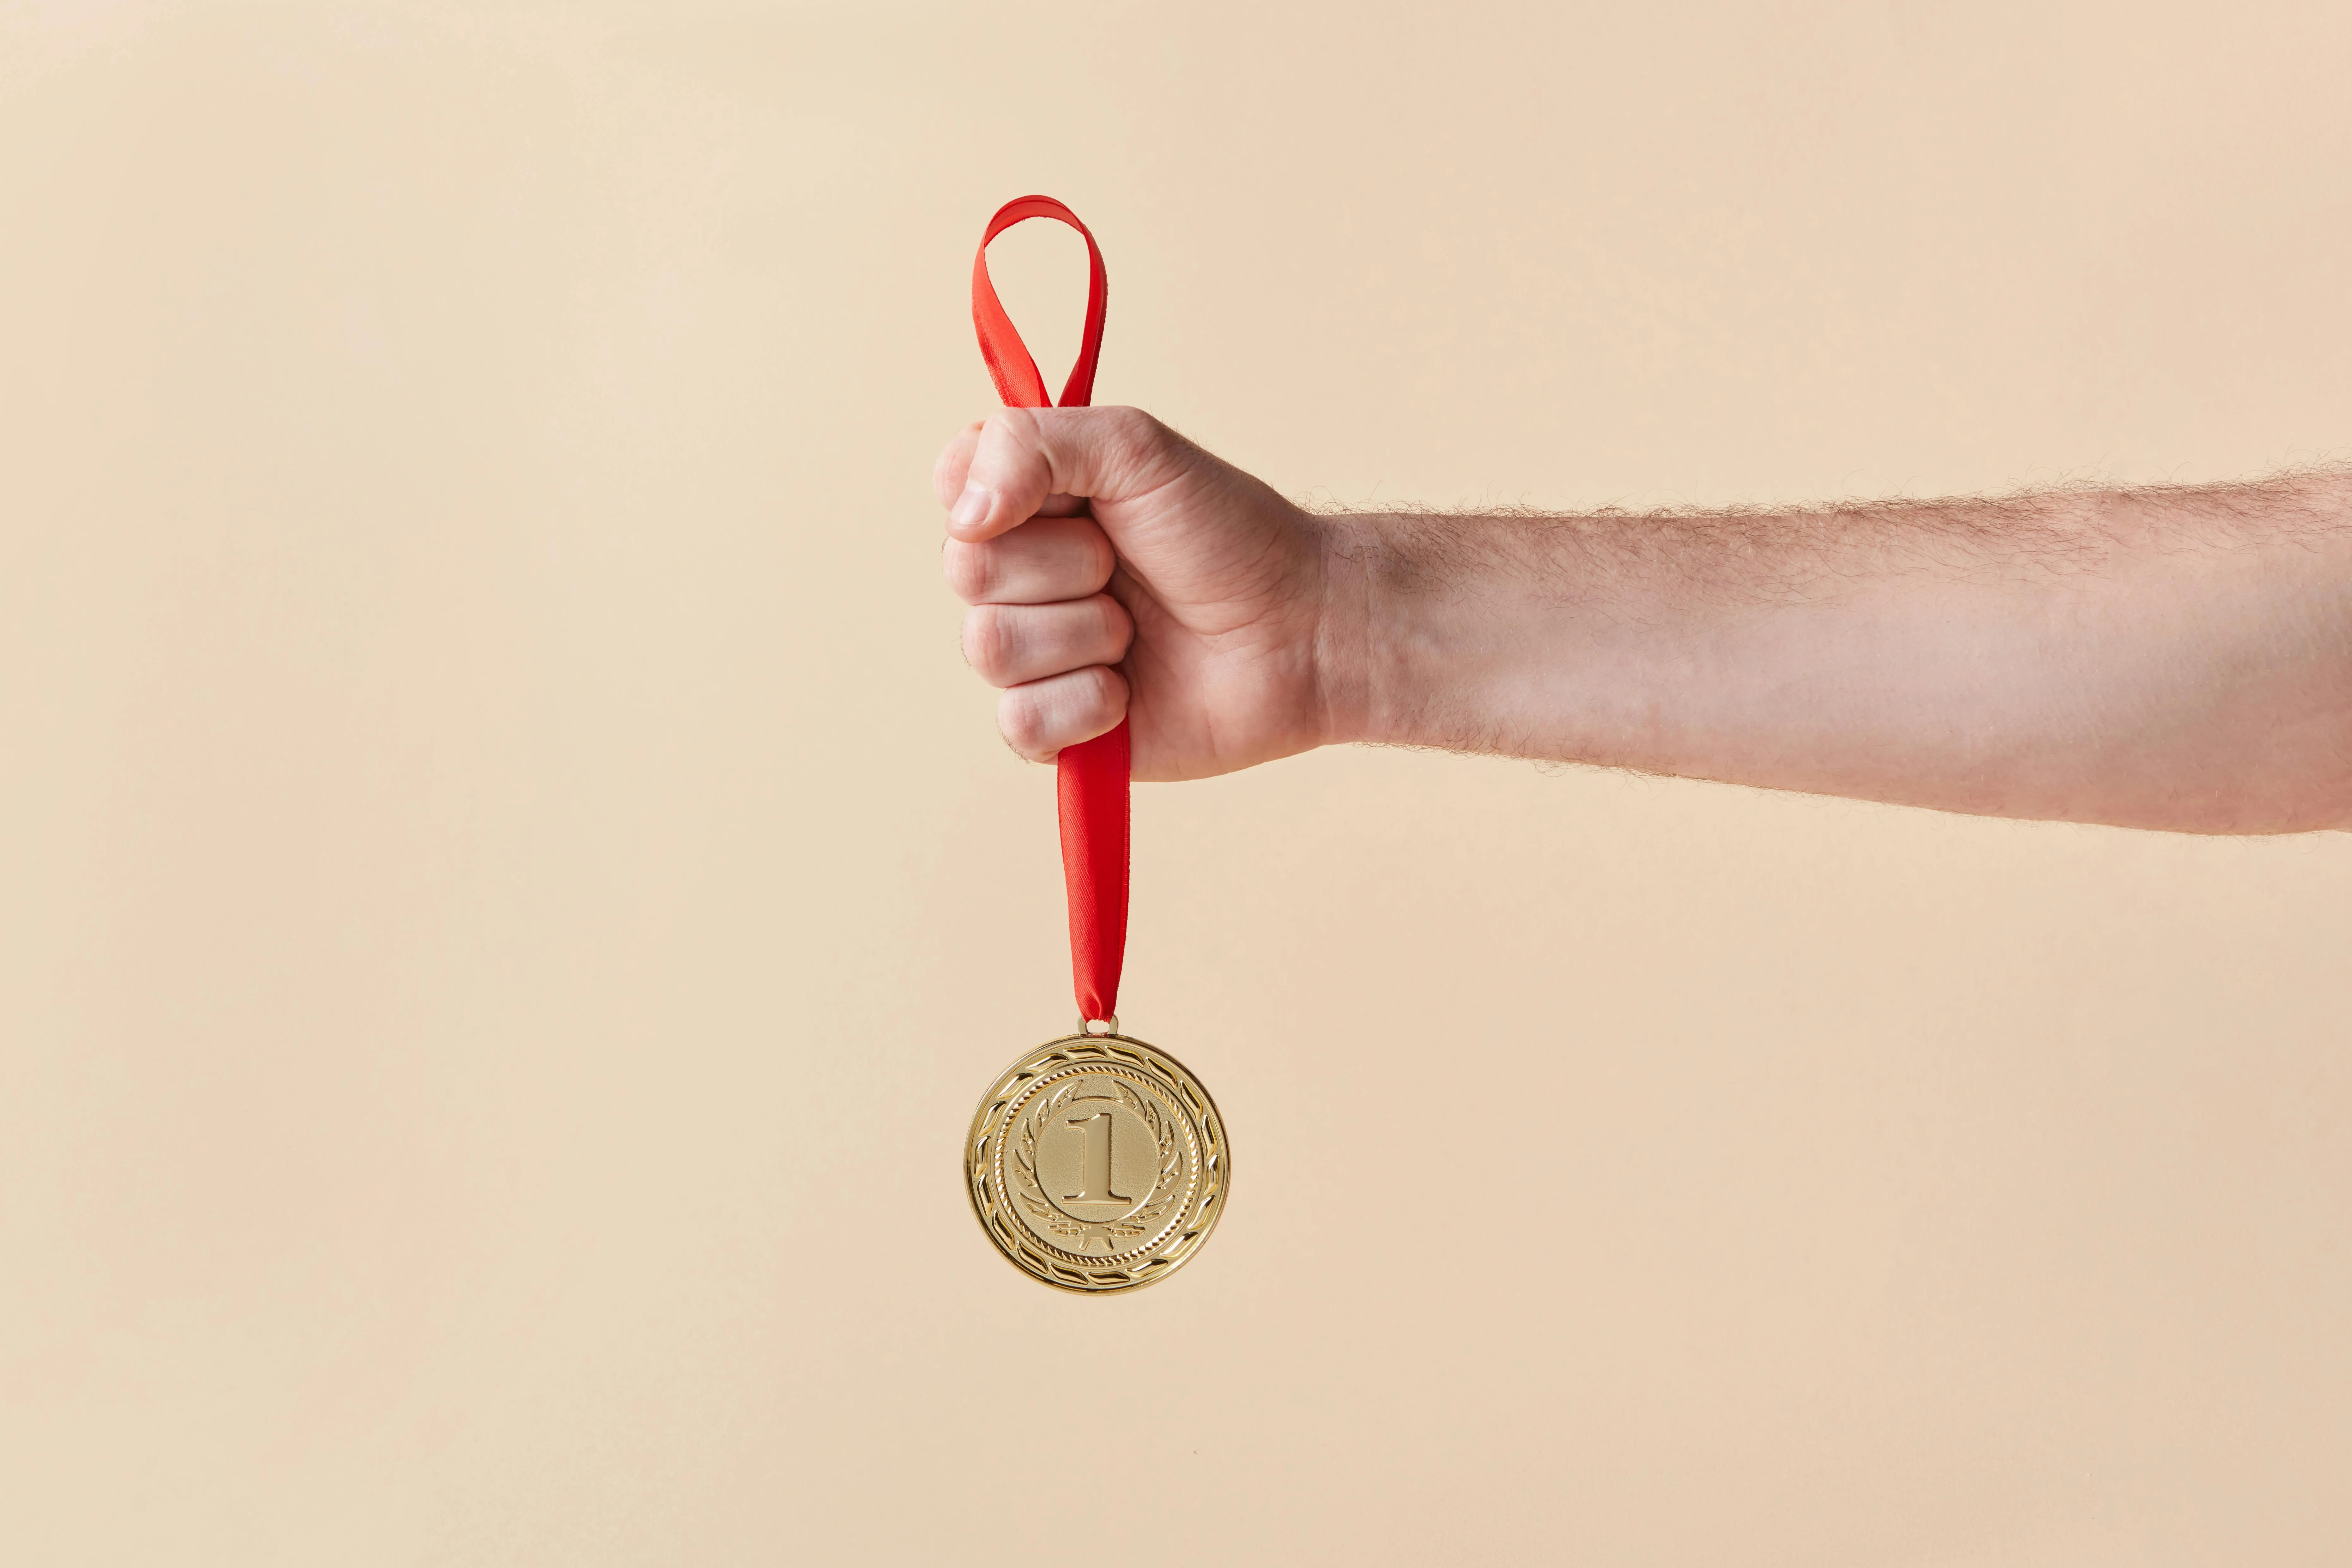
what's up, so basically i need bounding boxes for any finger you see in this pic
[962,595,1134,690]
[945,406,1187,543]
[932,421,983,509]
[998,665,1129,763]
[938,422,1094,525]
[942,514,1115,605]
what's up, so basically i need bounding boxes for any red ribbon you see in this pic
[971,196,1129,1026]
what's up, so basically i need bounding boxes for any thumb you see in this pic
[944,406,1191,543]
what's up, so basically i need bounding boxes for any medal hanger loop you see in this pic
[1080,1015,1119,1038]
[972,196,1131,1028]
[971,195,1109,411]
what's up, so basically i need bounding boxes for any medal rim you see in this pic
[964,1031,1229,1295]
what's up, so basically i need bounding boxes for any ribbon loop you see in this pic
[971,196,1130,1024]
[971,196,1109,411]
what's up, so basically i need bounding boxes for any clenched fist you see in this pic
[936,407,1345,781]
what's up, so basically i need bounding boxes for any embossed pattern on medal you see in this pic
[965,1035,1228,1293]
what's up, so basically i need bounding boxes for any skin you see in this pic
[936,407,2352,834]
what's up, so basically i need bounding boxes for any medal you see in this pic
[960,197,1230,1293]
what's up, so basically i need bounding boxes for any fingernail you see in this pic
[950,484,992,530]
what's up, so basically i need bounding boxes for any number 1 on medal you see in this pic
[1062,1111,1132,1205]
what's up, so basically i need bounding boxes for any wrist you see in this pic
[1306,511,1399,750]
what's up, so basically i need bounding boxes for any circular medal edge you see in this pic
[964,1033,1229,1295]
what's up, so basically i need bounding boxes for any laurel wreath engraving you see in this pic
[1010,1075,1182,1252]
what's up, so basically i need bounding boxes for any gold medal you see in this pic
[966,1023,1229,1293]
[961,198,1231,1291]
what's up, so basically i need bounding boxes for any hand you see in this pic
[936,407,1342,781]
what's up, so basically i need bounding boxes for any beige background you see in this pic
[3,2,2349,1563]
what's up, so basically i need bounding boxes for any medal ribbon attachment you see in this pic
[971,196,1128,1027]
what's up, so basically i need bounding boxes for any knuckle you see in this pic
[1081,524,1116,589]
[962,605,1015,681]
[981,405,1045,454]
[941,541,994,602]
[1075,663,1126,724]
[968,409,1041,494]
[998,689,1050,758]
[1099,405,1162,450]
[1077,658,1119,714]
[1095,595,1133,655]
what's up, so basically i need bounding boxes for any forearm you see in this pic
[1314,474,2352,832]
